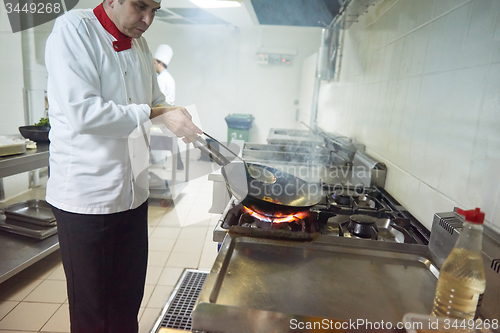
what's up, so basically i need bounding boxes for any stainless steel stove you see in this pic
[196,193,440,333]
[213,185,430,245]
[194,126,500,333]
[196,168,500,332]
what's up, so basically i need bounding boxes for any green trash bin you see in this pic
[225,114,254,143]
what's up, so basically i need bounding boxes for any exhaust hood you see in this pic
[250,0,342,27]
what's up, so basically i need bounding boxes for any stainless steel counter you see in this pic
[0,143,58,284]
[0,220,58,283]
[267,128,324,146]
[0,143,49,178]
[193,233,440,333]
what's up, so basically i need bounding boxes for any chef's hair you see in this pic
[156,59,167,69]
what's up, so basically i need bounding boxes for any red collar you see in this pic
[93,4,132,52]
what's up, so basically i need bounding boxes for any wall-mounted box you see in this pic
[256,53,293,66]
[257,47,297,56]
[268,54,281,65]
[256,53,269,65]
[256,47,296,66]
[281,56,292,66]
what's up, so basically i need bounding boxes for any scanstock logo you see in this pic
[3,0,79,33]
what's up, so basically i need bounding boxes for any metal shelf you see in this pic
[0,143,57,284]
[0,226,58,284]
[0,143,49,178]
[149,133,190,203]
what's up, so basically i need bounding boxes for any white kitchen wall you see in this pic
[0,7,24,134]
[298,52,318,127]
[23,22,53,126]
[145,22,322,143]
[0,6,31,200]
[317,0,500,231]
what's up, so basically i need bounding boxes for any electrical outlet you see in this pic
[256,53,269,65]
[281,55,292,66]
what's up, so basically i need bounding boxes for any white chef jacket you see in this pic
[45,8,165,214]
[157,69,175,105]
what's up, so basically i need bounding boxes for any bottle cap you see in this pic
[456,207,485,224]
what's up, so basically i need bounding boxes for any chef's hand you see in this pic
[150,106,202,143]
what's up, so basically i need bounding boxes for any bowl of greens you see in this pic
[19,117,50,143]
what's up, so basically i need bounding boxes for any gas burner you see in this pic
[330,215,415,243]
[216,186,429,245]
[330,188,360,205]
[327,193,378,209]
[221,203,318,233]
[242,206,309,223]
[246,216,307,232]
[326,190,389,217]
[341,214,378,239]
[240,207,311,232]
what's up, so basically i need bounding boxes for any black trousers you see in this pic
[51,201,149,333]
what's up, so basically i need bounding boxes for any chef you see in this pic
[154,44,175,105]
[44,0,202,331]
[152,44,184,170]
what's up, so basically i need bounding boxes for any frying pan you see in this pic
[191,133,322,216]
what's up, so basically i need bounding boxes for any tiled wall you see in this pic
[317,0,500,231]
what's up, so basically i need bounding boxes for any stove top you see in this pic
[214,185,430,245]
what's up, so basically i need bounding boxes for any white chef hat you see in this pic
[154,44,173,66]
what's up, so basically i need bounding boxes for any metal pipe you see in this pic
[309,28,330,129]
[0,179,4,200]
[309,78,321,130]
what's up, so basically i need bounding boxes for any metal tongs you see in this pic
[190,132,238,167]
[190,132,276,184]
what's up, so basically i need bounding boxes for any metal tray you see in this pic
[0,138,26,157]
[3,200,56,226]
[193,234,440,333]
[0,218,57,240]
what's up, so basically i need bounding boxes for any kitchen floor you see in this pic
[0,160,220,333]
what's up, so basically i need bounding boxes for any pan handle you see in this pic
[190,135,232,167]
[202,132,244,163]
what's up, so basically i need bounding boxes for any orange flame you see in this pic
[262,196,283,204]
[243,206,307,223]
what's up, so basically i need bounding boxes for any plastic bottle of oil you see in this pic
[431,208,486,320]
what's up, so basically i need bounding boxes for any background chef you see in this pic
[154,44,176,105]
